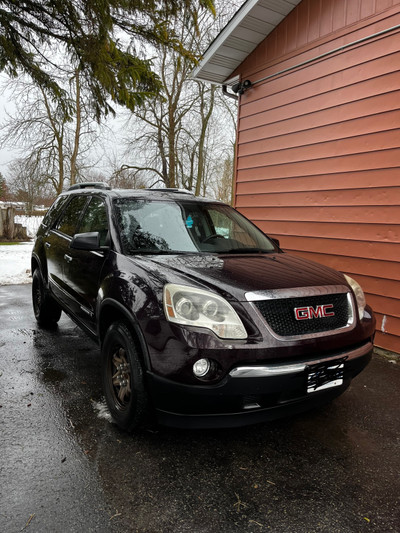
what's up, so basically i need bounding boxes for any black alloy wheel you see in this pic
[101,321,148,432]
[32,269,62,327]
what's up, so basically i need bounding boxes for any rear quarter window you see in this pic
[41,195,69,229]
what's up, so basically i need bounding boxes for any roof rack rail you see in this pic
[68,182,111,191]
[145,187,194,195]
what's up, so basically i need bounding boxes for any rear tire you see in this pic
[32,269,62,327]
[101,321,148,433]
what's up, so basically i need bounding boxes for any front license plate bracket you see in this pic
[306,357,347,393]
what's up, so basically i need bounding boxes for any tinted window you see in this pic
[207,206,262,248]
[41,195,69,228]
[115,199,196,253]
[114,198,276,254]
[182,202,275,252]
[78,197,109,246]
[56,196,89,236]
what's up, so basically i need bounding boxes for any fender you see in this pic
[98,297,152,371]
[31,248,48,285]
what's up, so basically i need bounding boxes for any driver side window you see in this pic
[56,196,88,236]
[78,197,109,246]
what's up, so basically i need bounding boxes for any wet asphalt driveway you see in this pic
[0,284,399,533]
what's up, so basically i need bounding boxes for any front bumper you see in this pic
[147,341,373,429]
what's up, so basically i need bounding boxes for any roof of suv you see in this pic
[65,183,222,203]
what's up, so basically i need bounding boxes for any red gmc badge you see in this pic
[294,304,335,320]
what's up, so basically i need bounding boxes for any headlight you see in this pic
[163,284,247,339]
[344,275,366,320]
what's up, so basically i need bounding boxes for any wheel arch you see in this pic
[98,299,151,371]
[31,251,48,284]
[31,253,40,275]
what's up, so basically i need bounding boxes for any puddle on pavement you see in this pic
[41,367,67,384]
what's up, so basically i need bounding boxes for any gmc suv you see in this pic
[31,184,375,431]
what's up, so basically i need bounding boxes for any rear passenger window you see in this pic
[56,196,89,236]
[41,195,69,228]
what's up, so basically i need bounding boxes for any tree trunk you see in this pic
[70,70,81,187]
[4,207,15,240]
[195,85,215,196]
[168,108,177,188]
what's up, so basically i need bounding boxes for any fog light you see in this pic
[193,358,210,377]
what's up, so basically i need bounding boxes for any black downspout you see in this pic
[222,85,238,100]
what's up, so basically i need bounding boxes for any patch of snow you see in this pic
[91,399,113,423]
[0,242,33,285]
[15,215,43,238]
[0,216,43,285]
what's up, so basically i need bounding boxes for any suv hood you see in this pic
[142,253,347,301]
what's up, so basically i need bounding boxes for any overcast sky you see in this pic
[0,76,17,173]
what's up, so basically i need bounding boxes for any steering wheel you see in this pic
[202,233,226,243]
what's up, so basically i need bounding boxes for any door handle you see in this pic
[64,254,73,263]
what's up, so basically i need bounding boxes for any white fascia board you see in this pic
[192,0,261,81]
[192,0,302,84]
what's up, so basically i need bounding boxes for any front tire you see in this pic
[101,322,148,433]
[32,269,62,327]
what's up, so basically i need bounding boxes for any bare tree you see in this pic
[109,167,148,189]
[0,0,242,201]
[117,1,239,197]
[0,70,98,194]
[210,157,235,204]
[6,158,54,213]
[0,172,6,201]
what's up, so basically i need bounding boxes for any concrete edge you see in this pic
[374,346,399,365]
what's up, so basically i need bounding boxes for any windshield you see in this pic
[114,198,277,255]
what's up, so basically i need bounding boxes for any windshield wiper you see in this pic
[130,249,191,255]
[220,248,274,254]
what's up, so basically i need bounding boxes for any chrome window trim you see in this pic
[245,285,356,341]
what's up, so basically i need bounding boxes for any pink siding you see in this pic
[234,0,400,353]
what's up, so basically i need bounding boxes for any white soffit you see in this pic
[193,0,302,85]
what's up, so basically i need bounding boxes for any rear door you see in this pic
[45,195,89,307]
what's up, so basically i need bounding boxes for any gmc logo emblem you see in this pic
[294,304,335,320]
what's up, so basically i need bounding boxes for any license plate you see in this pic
[307,358,345,394]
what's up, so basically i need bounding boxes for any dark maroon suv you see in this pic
[31,184,375,431]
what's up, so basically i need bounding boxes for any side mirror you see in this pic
[271,237,280,248]
[70,231,101,250]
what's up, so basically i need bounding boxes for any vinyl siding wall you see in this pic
[233,0,400,352]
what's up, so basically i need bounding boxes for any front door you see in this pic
[63,196,110,334]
